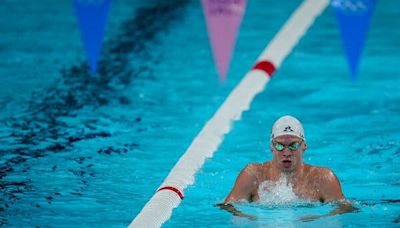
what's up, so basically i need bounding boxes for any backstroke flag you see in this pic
[73,0,112,75]
[202,0,247,82]
[331,0,376,80]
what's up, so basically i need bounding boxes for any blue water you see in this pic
[0,0,399,227]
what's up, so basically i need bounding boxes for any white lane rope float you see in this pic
[129,0,329,227]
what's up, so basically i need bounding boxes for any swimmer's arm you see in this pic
[321,169,358,215]
[300,200,358,222]
[223,164,258,204]
[215,203,256,220]
[217,164,258,220]
[327,200,358,217]
[300,168,358,222]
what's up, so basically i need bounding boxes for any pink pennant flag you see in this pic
[202,0,247,82]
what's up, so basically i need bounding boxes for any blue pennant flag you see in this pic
[73,0,111,75]
[331,0,376,81]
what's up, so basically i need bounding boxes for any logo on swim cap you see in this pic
[271,115,305,141]
[283,126,294,132]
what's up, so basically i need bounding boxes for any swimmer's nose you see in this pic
[282,149,292,156]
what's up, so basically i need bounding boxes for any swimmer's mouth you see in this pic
[282,160,292,168]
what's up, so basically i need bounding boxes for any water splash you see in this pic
[257,175,301,206]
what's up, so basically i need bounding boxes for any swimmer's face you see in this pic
[270,135,307,173]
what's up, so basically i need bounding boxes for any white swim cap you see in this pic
[271,115,305,141]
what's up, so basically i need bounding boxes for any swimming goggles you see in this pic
[273,141,302,151]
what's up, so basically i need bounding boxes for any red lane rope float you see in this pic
[252,60,276,77]
[157,186,184,200]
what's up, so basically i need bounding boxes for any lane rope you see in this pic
[129,0,329,227]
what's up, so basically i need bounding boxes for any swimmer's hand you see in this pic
[299,200,359,222]
[299,214,323,222]
[215,203,257,221]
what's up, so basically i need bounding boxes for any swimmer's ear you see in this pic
[302,142,308,152]
[269,142,274,152]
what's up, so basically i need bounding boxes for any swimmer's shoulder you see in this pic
[305,165,344,201]
[243,162,262,174]
[306,164,338,180]
[245,162,273,172]
[242,162,267,181]
[245,162,263,169]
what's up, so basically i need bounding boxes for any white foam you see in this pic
[257,176,300,205]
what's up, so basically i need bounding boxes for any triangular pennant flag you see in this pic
[202,0,247,82]
[331,0,376,81]
[73,0,111,75]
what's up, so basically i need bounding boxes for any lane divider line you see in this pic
[129,0,329,227]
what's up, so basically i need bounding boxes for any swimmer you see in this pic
[217,115,357,221]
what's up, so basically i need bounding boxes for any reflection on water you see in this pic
[232,200,342,228]
[232,197,400,227]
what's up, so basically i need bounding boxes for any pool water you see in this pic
[0,0,399,227]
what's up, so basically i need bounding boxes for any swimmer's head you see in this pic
[271,115,305,141]
[270,115,307,173]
